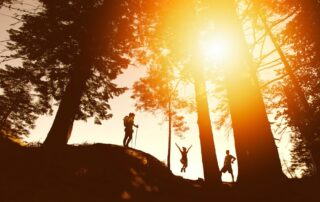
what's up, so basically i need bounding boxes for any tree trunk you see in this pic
[207,0,285,184]
[167,99,172,169]
[225,75,284,184]
[43,53,91,147]
[259,11,311,113]
[194,71,221,186]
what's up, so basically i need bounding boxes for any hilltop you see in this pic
[0,137,318,202]
[0,138,202,202]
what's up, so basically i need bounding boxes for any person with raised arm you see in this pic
[175,143,192,172]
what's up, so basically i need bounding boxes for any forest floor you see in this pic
[0,136,319,202]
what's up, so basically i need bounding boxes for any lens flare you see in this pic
[199,32,230,62]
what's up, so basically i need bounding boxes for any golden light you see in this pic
[160,48,171,56]
[199,31,231,62]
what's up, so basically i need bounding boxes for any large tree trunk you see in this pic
[194,72,221,186]
[225,75,284,184]
[207,0,285,184]
[43,53,91,147]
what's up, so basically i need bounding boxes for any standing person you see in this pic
[175,143,192,173]
[123,113,138,147]
[220,150,236,182]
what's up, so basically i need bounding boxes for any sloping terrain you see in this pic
[0,139,201,202]
[0,137,319,202]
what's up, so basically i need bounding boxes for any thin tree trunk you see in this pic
[259,11,311,113]
[194,71,221,186]
[167,99,172,169]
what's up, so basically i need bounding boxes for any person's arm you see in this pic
[131,118,138,128]
[175,143,182,152]
[232,155,236,163]
[187,145,192,152]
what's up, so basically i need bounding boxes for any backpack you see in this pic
[123,116,130,127]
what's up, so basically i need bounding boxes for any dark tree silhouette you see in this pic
[255,0,320,178]
[192,64,221,185]
[205,0,285,184]
[0,1,51,140]
[283,86,315,176]
[7,0,144,147]
[0,64,48,139]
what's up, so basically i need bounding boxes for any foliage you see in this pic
[0,64,49,138]
[257,0,320,176]
[6,0,136,123]
[132,57,189,136]
[290,132,314,177]
[0,0,13,7]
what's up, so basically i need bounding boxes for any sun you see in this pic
[199,31,231,62]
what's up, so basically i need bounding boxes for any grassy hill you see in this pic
[0,137,319,202]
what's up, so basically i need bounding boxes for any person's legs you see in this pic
[180,159,185,172]
[227,167,234,182]
[183,162,188,172]
[125,131,133,147]
[221,166,226,174]
[126,135,132,147]
[123,133,128,147]
[220,166,227,180]
[230,170,234,182]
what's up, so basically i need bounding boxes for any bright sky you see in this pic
[0,1,295,182]
[25,65,238,181]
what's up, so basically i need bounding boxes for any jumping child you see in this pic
[175,143,192,173]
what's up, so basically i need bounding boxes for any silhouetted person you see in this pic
[175,143,192,173]
[220,150,236,182]
[123,113,138,147]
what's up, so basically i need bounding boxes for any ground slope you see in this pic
[0,139,201,202]
[0,137,319,202]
